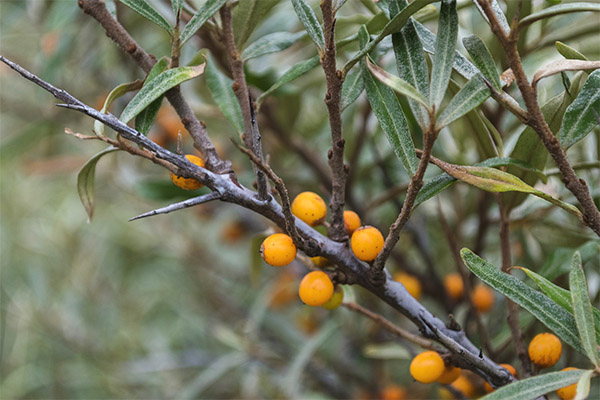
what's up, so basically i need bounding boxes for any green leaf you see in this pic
[233,0,280,48]
[256,55,320,107]
[179,352,247,399]
[462,35,502,91]
[360,26,418,175]
[135,57,169,136]
[366,58,429,110]
[429,0,458,110]
[519,2,600,28]
[180,0,227,45]
[340,68,365,111]
[334,0,349,12]
[555,41,588,61]
[242,31,306,61]
[120,0,173,34]
[77,147,119,221]
[93,80,143,136]
[480,369,585,400]
[475,0,510,34]
[460,249,584,354]
[120,63,206,123]
[560,69,600,148]
[570,252,600,366]
[171,0,183,17]
[389,0,430,127]
[517,266,600,342]
[291,0,325,50]
[363,342,411,359]
[204,56,244,134]
[575,369,594,400]
[437,75,491,128]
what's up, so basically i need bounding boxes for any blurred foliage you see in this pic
[1,0,599,399]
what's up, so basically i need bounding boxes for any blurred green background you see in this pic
[1,1,599,399]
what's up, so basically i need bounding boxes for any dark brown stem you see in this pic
[320,0,347,242]
[497,195,534,377]
[78,0,230,173]
[477,0,600,236]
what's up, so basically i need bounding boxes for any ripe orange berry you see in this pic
[528,332,562,368]
[437,365,462,385]
[299,271,334,306]
[321,285,344,310]
[343,210,361,235]
[556,367,578,400]
[393,272,422,300]
[472,284,495,313]
[269,271,297,309]
[409,351,445,383]
[310,256,331,267]
[291,191,327,226]
[449,374,476,398]
[380,384,406,400]
[483,363,517,392]
[351,226,384,262]
[170,154,205,190]
[260,233,297,267]
[444,273,464,301]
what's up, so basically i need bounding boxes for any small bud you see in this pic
[327,149,333,159]
[126,43,137,54]
[336,139,345,148]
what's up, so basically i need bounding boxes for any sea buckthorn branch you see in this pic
[476,0,600,236]
[219,5,268,200]
[128,192,221,221]
[77,0,230,174]
[320,0,348,243]
[2,55,513,387]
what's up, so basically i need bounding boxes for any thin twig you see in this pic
[320,0,347,242]
[129,192,221,221]
[343,302,439,351]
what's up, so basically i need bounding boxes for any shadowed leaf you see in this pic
[120,0,173,34]
[180,0,227,45]
[480,369,586,400]
[560,69,600,148]
[77,147,119,221]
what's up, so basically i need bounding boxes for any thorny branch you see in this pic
[129,192,221,221]
[0,56,514,388]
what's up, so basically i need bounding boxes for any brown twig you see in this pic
[477,0,600,236]
[320,0,347,242]
[77,0,230,174]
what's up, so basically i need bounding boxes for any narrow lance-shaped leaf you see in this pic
[569,251,600,366]
[366,58,429,109]
[340,68,365,111]
[429,0,458,110]
[555,41,588,61]
[574,369,594,400]
[180,0,227,45]
[480,369,585,400]
[519,2,600,28]
[256,55,320,107]
[460,248,584,354]
[233,0,280,48]
[93,80,143,136]
[516,266,600,342]
[242,31,306,61]
[291,0,324,50]
[120,63,206,124]
[560,69,600,148]
[389,0,430,128]
[171,0,183,17]
[474,0,510,34]
[360,26,418,175]
[204,56,244,134]
[463,35,501,91]
[437,75,490,128]
[77,147,120,222]
[120,0,173,34]
[135,57,169,136]
[532,60,600,88]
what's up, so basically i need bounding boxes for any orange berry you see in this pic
[556,367,578,400]
[444,273,464,301]
[409,351,445,383]
[351,226,384,262]
[299,271,334,306]
[291,191,327,226]
[380,384,406,400]
[310,256,331,267]
[393,272,422,300]
[321,285,344,310]
[343,210,361,235]
[483,363,517,392]
[437,365,462,384]
[528,332,562,368]
[472,284,494,313]
[170,154,205,190]
[269,271,297,309]
[449,374,476,398]
[260,233,297,267]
